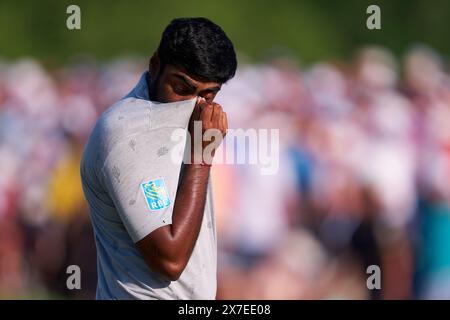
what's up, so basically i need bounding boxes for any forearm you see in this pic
[136,99,227,280]
[136,163,211,279]
[169,164,210,262]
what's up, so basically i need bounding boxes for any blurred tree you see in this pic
[0,0,449,65]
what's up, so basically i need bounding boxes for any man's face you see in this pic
[149,58,222,104]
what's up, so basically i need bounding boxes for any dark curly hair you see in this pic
[157,17,237,83]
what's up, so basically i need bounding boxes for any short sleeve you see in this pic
[101,99,195,243]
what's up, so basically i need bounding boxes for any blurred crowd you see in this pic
[1,45,450,299]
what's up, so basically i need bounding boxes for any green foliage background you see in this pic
[0,0,449,65]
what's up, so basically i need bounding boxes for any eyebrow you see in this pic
[173,73,197,90]
[201,85,221,94]
[173,73,221,93]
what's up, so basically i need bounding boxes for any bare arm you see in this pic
[136,98,227,280]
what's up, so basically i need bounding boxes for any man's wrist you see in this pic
[189,151,214,167]
[184,163,212,171]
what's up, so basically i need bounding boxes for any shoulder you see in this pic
[95,97,151,148]
[82,97,150,172]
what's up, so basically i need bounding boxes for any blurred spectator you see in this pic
[1,45,450,299]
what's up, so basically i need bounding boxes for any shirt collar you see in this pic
[128,71,151,101]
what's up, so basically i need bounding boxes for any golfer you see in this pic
[80,17,237,299]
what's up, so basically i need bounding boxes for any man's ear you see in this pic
[149,52,161,76]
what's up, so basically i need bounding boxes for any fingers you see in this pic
[211,102,221,119]
[211,103,222,128]
[198,100,227,136]
[191,97,206,124]
[191,103,201,122]
[222,112,228,136]
[194,97,207,119]
[200,103,213,123]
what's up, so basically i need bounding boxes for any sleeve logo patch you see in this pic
[141,178,171,211]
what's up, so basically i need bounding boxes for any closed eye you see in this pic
[173,84,194,96]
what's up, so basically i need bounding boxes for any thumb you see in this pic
[191,97,203,121]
